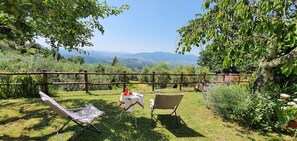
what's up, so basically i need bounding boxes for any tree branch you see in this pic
[265,47,297,68]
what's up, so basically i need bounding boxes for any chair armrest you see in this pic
[68,107,84,111]
[150,99,154,108]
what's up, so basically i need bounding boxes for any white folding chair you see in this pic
[39,92,105,140]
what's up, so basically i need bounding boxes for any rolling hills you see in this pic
[60,50,198,68]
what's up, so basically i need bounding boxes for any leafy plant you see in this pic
[0,75,41,98]
[203,84,287,131]
[203,84,251,121]
[243,88,284,131]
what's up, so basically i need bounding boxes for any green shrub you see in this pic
[203,84,286,131]
[0,76,13,98]
[244,88,283,131]
[203,84,251,121]
[0,75,42,98]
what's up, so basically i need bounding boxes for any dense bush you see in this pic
[0,75,41,98]
[203,84,251,121]
[244,91,280,131]
[203,84,287,132]
[246,74,292,131]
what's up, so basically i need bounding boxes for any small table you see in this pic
[119,92,144,112]
[119,92,144,127]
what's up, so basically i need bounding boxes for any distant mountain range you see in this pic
[60,50,198,69]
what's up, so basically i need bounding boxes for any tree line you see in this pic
[177,0,296,93]
[0,40,208,98]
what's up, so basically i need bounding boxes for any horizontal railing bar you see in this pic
[0,72,251,76]
[0,80,250,86]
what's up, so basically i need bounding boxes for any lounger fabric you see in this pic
[40,91,105,141]
[40,92,105,124]
[151,94,184,109]
[150,94,184,127]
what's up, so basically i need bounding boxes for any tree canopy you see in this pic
[0,0,129,52]
[177,0,297,92]
[111,56,120,66]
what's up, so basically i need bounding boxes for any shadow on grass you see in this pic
[235,127,286,141]
[0,98,167,141]
[155,115,205,138]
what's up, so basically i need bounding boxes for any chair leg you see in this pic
[56,118,102,141]
[151,109,155,127]
[57,119,72,134]
[151,112,153,126]
[72,119,85,128]
[72,120,101,134]
[169,105,179,116]
[89,124,101,134]
[174,111,179,128]
[57,119,72,141]
[169,106,180,127]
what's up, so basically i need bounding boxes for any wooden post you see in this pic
[223,74,225,82]
[123,71,126,92]
[179,73,183,91]
[152,72,155,91]
[238,75,241,84]
[203,74,206,90]
[203,74,206,83]
[42,69,49,94]
[84,70,89,93]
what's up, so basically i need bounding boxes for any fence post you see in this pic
[42,69,49,94]
[223,74,225,82]
[203,74,206,83]
[238,75,241,84]
[179,73,183,91]
[202,74,206,89]
[123,71,126,92]
[152,72,155,91]
[84,70,89,93]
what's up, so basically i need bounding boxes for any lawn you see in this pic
[0,90,293,141]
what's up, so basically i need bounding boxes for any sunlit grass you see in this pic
[0,91,293,140]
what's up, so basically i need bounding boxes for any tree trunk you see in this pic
[253,60,275,93]
[55,46,59,61]
[253,47,297,93]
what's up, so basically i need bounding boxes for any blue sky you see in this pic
[37,0,205,55]
[89,0,205,55]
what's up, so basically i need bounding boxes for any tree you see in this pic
[198,48,257,73]
[67,56,85,64]
[95,63,105,72]
[197,49,225,72]
[139,66,150,82]
[150,62,171,88]
[105,62,132,86]
[177,0,297,92]
[111,56,120,66]
[0,0,129,58]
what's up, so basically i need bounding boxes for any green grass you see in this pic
[0,91,294,141]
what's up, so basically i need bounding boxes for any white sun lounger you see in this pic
[39,91,105,140]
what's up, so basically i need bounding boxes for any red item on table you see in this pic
[129,92,132,95]
[123,88,129,96]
